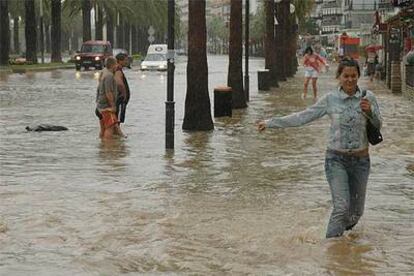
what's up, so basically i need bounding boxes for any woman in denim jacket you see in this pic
[257,58,382,238]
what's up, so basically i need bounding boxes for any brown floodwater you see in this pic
[0,56,413,275]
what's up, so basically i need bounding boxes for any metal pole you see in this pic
[39,0,44,63]
[244,0,250,101]
[166,0,175,149]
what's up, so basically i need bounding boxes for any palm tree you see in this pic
[82,0,91,41]
[8,0,24,55]
[293,0,315,31]
[265,0,277,83]
[94,2,103,40]
[51,0,62,62]
[25,0,37,64]
[228,0,246,108]
[183,0,213,131]
[0,0,10,65]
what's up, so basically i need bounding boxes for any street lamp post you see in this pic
[166,0,175,149]
[244,0,250,101]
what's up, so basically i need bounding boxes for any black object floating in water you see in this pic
[25,124,68,132]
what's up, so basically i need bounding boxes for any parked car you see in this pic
[74,40,112,70]
[113,48,133,68]
[140,44,168,71]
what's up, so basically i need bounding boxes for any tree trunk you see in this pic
[82,0,91,42]
[277,0,289,80]
[228,0,246,109]
[117,20,124,48]
[265,0,277,83]
[95,4,103,40]
[45,24,51,53]
[124,23,130,53]
[51,0,62,62]
[131,25,138,54]
[13,16,19,55]
[183,0,213,131]
[106,12,114,47]
[0,0,10,65]
[25,0,37,64]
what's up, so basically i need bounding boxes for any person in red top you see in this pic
[303,46,327,100]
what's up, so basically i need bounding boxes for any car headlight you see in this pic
[141,65,147,69]
[75,56,81,60]
[94,57,100,61]
[159,64,166,69]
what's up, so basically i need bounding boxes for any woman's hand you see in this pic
[360,98,372,114]
[257,120,267,132]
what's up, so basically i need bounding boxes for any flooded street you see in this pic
[0,55,413,275]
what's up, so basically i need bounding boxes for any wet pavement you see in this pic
[0,55,413,275]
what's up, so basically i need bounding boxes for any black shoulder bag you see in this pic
[362,90,383,145]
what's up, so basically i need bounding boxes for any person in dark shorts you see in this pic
[114,53,131,127]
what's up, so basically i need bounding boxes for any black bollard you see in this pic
[258,69,270,90]
[214,86,232,117]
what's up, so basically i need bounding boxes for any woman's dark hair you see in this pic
[336,57,360,78]
[304,46,313,55]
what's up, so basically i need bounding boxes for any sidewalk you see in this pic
[0,63,75,74]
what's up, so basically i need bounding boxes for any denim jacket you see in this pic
[265,87,382,151]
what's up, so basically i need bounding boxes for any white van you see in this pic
[140,44,168,71]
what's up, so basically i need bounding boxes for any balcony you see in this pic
[343,3,391,11]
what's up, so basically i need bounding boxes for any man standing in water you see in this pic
[96,57,118,140]
[114,53,131,133]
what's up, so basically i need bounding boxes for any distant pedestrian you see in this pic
[302,46,327,100]
[95,57,119,140]
[257,58,383,238]
[365,52,377,82]
[114,53,131,128]
[374,58,383,81]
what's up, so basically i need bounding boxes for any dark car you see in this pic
[113,48,133,68]
[74,40,112,70]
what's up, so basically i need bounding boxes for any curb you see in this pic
[10,64,75,73]
[0,64,75,74]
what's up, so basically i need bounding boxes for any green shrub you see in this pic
[132,54,142,61]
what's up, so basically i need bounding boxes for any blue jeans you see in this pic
[324,151,370,238]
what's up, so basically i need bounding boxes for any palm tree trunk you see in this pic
[131,25,138,54]
[95,4,103,40]
[13,17,19,54]
[0,0,10,65]
[106,12,114,47]
[51,0,62,62]
[25,0,37,64]
[183,0,213,131]
[82,0,91,42]
[228,0,246,109]
[265,0,277,84]
[117,20,124,48]
[45,24,51,53]
[124,23,130,53]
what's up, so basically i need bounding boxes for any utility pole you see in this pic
[166,0,175,149]
[244,0,250,101]
[39,0,45,63]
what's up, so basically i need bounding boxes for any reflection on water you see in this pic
[323,236,376,275]
[0,57,413,275]
[0,72,9,82]
[75,71,81,80]
[50,70,62,79]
